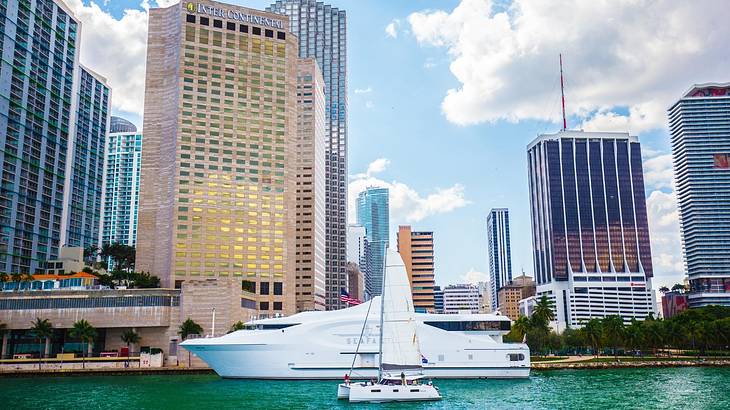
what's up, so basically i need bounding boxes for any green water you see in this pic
[2,367,729,409]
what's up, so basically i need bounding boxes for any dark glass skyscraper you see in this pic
[268,0,348,310]
[487,208,512,311]
[670,83,730,307]
[527,130,655,329]
[0,0,80,273]
[61,66,110,249]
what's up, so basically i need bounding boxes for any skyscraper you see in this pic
[527,130,656,329]
[267,0,348,310]
[356,187,388,298]
[110,116,137,134]
[102,122,143,247]
[61,66,111,250]
[669,83,730,307]
[397,225,435,312]
[136,1,299,316]
[294,58,326,312]
[0,0,108,273]
[487,208,512,311]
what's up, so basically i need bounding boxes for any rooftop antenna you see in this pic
[560,53,567,131]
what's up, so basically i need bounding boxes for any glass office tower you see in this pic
[356,187,388,298]
[267,0,348,310]
[487,208,513,311]
[0,0,80,273]
[527,130,656,329]
[669,83,730,307]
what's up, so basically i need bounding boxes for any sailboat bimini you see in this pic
[338,249,441,403]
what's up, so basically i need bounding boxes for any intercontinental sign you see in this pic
[186,2,284,29]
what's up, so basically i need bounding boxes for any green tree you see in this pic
[30,318,53,370]
[179,318,203,367]
[624,319,645,354]
[531,295,556,330]
[11,272,32,291]
[69,319,97,369]
[601,316,625,359]
[83,245,99,265]
[658,286,670,294]
[508,316,531,343]
[131,271,161,288]
[671,283,687,293]
[121,329,141,355]
[229,321,246,333]
[642,318,665,356]
[562,327,585,353]
[582,318,603,356]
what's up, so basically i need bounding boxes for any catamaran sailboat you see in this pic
[338,249,441,402]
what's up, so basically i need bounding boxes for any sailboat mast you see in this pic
[377,253,386,382]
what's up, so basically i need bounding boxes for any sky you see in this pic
[69,0,730,290]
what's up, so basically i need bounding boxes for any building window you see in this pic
[242,280,256,293]
[277,31,286,40]
[186,14,196,23]
[213,19,223,28]
[273,302,282,311]
[241,298,255,309]
[265,29,274,38]
[260,282,270,295]
[252,27,261,35]
[273,282,282,295]
[260,301,269,311]
[239,24,248,33]
[200,16,209,26]
[226,21,235,31]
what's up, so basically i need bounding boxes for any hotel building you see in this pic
[442,283,481,314]
[356,187,389,298]
[61,66,111,249]
[293,58,326,311]
[497,274,535,320]
[527,130,656,330]
[487,208,512,311]
[397,225,435,312]
[268,1,348,310]
[136,1,299,317]
[102,119,143,247]
[669,83,730,307]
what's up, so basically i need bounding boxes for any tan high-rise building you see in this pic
[294,58,326,311]
[137,1,298,317]
[397,226,435,312]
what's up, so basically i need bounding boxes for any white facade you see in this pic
[519,295,536,318]
[443,284,481,314]
[347,224,367,265]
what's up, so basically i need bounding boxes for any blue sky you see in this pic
[74,0,730,289]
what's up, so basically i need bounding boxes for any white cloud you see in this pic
[461,268,488,284]
[385,19,400,38]
[407,0,730,128]
[643,154,674,191]
[349,160,470,224]
[354,87,373,94]
[646,190,685,288]
[366,158,390,176]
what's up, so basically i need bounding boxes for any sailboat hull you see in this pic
[347,383,441,403]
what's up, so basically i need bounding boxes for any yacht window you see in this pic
[508,353,525,361]
[424,321,510,332]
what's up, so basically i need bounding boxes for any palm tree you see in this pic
[69,319,97,369]
[531,295,555,330]
[582,318,603,356]
[624,319,644,355]
[178,318,203,367]
[658,286,670,294]
[229,321,246,333]
[601,316,625,359]
[121,329,141,368]
[511,316,531,343]
[30,318,53,370]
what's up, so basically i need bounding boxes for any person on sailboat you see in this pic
[401,372,406,386]
[344,374,350,386]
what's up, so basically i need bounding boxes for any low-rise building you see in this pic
[42,247,85,275]
[519,295,537,318]
[661,291,689,319]
[498,274,536,320]
[443,284,481,314]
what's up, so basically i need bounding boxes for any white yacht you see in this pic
[182,302,530,379]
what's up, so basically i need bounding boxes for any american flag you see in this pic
[340,288,362,305]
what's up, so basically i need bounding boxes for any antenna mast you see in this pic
[560,53,567,131]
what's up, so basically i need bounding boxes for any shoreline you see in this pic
[2,360,730,377]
